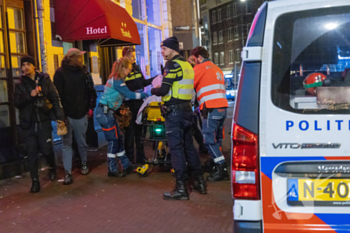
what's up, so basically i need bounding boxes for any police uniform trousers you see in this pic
[165,108,202,181]
[124,99,145,164]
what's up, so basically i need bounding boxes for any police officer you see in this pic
[191,46,229,182]
[122,47,154,165]
[151,37,206,200]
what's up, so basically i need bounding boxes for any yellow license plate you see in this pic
[290,179,350,201]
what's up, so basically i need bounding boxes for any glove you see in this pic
[140,92,149,99]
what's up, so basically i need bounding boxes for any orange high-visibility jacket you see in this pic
[194,60,228,110]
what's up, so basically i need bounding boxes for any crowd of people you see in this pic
[14,36,229,201]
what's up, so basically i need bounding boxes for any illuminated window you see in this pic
[214,52,219,65]
[7,7,26,78]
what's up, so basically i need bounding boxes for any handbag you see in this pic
[57,120,67,136]
[35,96,53,114]
[115,104,133,129]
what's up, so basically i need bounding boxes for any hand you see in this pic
[56,120,65,127]
[31,89,38,97]
[188,56,195,66]
[140,92,149,99]
[88,109,94,118]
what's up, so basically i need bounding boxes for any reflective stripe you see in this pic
[178,89,194,95]
[169,67,181,72]
[214,155,225,163]
[179,79,194,85]
[199,93,227,105]
[135,93,141,99]
[135,73,142,78]
[117,150,126,157]
[165,73,177,79]
[107,153,116,158]
[197,84,226,97]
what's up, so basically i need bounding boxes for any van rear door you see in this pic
[261,1,350,232]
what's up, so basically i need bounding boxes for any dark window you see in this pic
[272,6,350,114]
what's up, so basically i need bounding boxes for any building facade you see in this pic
[170,0,201,60]
[0,0,173,174]
[204,0,264,89]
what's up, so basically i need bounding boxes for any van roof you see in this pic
[268,0,345,9]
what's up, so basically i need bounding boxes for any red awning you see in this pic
[54,0,141,46]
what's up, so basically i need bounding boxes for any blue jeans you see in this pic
[165,109,202,181]
[95,106,130,172]
[62,116,88,172]
[202,108,227,164]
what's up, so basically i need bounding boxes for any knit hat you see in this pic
[161,36,180,53]
[21,55,35,67]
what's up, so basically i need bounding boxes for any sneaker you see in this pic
[81,162,89,175]
[63,171,73,185]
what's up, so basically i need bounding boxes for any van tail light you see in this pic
[232,123,260,200]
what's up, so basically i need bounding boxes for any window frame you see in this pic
[235,49,241,62]
[217,8,222,22]
[214,52,219,65]
[228,27,233,41]
[234,26,239,39]
[220,51,225,65]
[219,30,223,44]
[233,3,237,17]
[212,10,216,24]
[213,31,217,45]
[229,50,233,64]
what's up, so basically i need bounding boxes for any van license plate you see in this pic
[287,179,350,206]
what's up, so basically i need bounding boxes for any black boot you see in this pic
[49,168,56,181]
[207,163,229,182]
[193,175,207,194]
[30,178,40,193]
[163,180,189,200]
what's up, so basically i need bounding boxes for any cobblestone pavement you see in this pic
[0,103,234,233]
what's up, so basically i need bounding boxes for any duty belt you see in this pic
[166,102,192,110]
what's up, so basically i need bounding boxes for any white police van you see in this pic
[231,0,350,232]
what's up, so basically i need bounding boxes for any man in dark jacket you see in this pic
[14,55,65,193]
[53,48,97,185]
[122,47,154,165]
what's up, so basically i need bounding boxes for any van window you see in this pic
[271,7,350,114]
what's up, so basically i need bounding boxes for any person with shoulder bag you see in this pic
[14,56,66,193]
[95,57,148,177]
[53,48,97,185]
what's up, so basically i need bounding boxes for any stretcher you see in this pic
[136,101,172,176]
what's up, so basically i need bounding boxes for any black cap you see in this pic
[161,36,180,53]
[21,55,35,67]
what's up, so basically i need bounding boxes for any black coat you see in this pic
[53,60,97,119]
[14,72,65,129]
